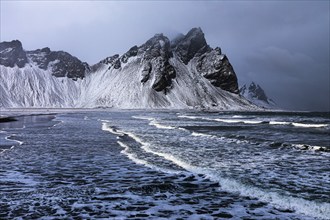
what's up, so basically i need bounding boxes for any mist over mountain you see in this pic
[0,28,259,110]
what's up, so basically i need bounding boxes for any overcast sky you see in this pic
[1,1,329,111]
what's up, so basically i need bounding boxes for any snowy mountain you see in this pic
[0,27,257,110]
[240,82,276,109]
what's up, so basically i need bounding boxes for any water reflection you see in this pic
[0,115,56,129]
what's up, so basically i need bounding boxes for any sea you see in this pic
[0,110,329,219]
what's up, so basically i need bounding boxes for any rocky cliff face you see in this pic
[240,82,276,108]
[94,27,239,95]
[27,48,90,80]
[0,41,90,80]
[0,28,256,110]
[0,40,28,68]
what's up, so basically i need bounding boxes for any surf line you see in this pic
[103,120,330,219]
[133,115,252,145]
[132,116,178,130]
[0,135,24,154]
[101,121,181,174]
[179,115,329,128]
[101,120,330,219]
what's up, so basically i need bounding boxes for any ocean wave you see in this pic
[0,145,15,154]
[101,122,125,136]
[191,132,215,138]
[126,144,330,219]
[131,116,154,121]
[208,173,330,220]
[117,141,153,167]
[132,115,177,130]
[214,119,264,124]
[101,120,330,219]
[149,120,176,130]
[270,142,329,152]
[5,135,24,146]
[0,135,24,154]
[292,123,328,128]
[177,115,200,120]
[179,115,329,128]
[292,144,329,152]
[102,122,181,174]
[269,121,291,125]
[178,115,264,124]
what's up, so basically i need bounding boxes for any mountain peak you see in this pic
[0,28,251,109]
[0,40,27,68]
[174,27,210,64]
[240,82,276,108]
[186,27,204,37]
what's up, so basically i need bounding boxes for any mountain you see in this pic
[240,82,276,109]
[0,27,257,110]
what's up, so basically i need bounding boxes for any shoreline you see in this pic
[1,107,326,114]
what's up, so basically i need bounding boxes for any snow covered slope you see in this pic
[240,82,276,109]
[0,28,257,110]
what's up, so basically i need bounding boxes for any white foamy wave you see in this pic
[133,115,177,130]
[190,130,249,145]
[118,141,152,166]
[179,115,264,124]
[177,115,200,120]
[191,132,215,138]
[149,120,176,130]
[0,145,15,154]
[214,119,264,124]
[117,133,181,174]
[292,144,328,152]
[101,122,125,136]
[133,146,330,219]
[5,135,24,145]
[269,121,291,125]
[209,174,330,219]
[178,115,328,129]
[268,121,328,129]
[101,121,330,218]
[292,123,328,128]
[131,116,154,121]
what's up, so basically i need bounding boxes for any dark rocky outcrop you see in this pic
[0,40,89,79]
[0,40,28,68]
[121,46,138,63]
[174,27,211,65]
[93,28,238,94]
[196,47,239,94]
[141,62,152,83]
[172,28,238,94]
[27,49,89,79]
[100,54,121,69]
[138,34,176,92]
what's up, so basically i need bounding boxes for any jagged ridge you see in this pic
[240,82,276,109]
[0,28,257,110]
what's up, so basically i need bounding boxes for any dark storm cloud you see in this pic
[1,1,329,111]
